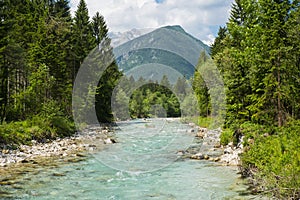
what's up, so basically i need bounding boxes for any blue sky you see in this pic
[155,0,164,3]
[70,0,234,45]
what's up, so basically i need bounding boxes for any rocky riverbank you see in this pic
[0,121,243,168]
[0,125,116,167]
[185,123,243,166]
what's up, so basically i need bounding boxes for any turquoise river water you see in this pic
[1,119,263,200]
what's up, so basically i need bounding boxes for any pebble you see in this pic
[188,126,244,166]
[0,126,114,167]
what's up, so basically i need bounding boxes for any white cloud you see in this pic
[70,0,234,43]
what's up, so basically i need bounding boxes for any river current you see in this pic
[1,119,261,199]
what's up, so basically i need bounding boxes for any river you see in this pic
[1,119,262,199]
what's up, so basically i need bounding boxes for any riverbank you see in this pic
[185,123,243,166]
[0,125,116,167]
[185,121,300,199]
[0,119,265,199]
[0,120,242,168]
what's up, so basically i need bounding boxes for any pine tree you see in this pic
[173,76,187,100]
[72,0,96,80]
[213,0,253,126]
[92,12,108,46]
[53,0,72,19]
[286,2,300,119]
[0,0,11,122]
[210,26,227,58]
[229,0,245,26]
[245,0,293,126]
[42,0,73,115]
[193,51,211,117]
[91,14,122,123]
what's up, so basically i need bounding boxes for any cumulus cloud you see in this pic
[70,0,233,45]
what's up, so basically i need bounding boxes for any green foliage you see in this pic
[220,129,234,146]
[240,121,300,198]
[210,26,227,58]
[212,1,300,198]
[0,115,74,145]
[71,0,96,79]
[197,117,213,128]
[214,0,299,127]
[193,51,211,117]
[181,92,198,117]
[0,0,116,146]
[128,77,181,119]
[92,12,108,45]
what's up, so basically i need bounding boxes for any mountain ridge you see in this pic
[112,25,211,82]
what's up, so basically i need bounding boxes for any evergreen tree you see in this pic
[245,0,293,126]
[72,0,95,80]
[92,14,122,123]
[210,26,227,58]
[193,51,211,117]
[173,76,188,101]
[286,2,300,119]
[229,0,245,26]
[53,0,72,19]
[92,12,108,46]
[212,0,253,126]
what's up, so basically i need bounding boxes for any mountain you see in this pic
[109,28,154,47]
[112,25,211,83]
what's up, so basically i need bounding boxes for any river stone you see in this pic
[224,147,233,154]
[190,153,204,160]
[196,131,205,138]
[204,154,209,160]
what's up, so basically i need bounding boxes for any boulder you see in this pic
[2,149,9,154]
[196,131,205,138]
[104,138,116,144]
[214,157,221,162]
[224,147,233,154]
[204,154,209,160]
[190,153,204,160]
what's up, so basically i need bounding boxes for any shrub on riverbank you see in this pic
[181,116,213,128]
[220,129,234,146]
[0,116,75,147]
[240,121,300,199]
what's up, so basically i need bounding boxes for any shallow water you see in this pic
[0,119,261,199]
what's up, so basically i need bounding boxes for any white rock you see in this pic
[104,138,113,144]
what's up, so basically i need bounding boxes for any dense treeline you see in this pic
[129,76,181,119]
[112,75,193,120]
[114,65,210,121]
[0,0,120,144]
[210,0,300,198]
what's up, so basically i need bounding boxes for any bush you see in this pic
[220,129,234,145]
[50,116,75,137]
[0,121,33,145]
[240,120,300,199]
[0,115,75,146]
[197,117,213,128]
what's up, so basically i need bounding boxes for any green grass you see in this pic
[220,129,234,145]
[240,121,300,199]
[0,116,75,146]
[180,116,213,128]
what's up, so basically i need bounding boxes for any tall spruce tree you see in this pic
[92,12,108,46]
[72,0,95,80]
[193,51,211,117]
[213,0,253,127]
[210,26,227,58]
[245,0,293,126]
[90,12,122,123]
